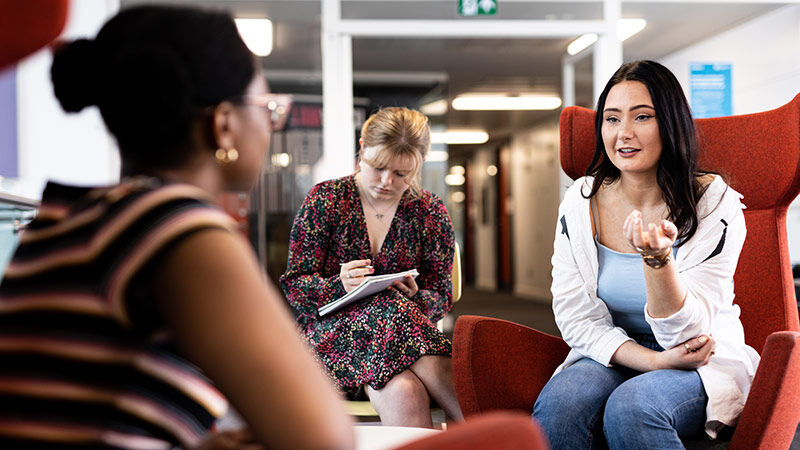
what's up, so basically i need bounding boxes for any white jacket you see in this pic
[550,175,760,438]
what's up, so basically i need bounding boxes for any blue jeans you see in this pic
[532,357,708,449]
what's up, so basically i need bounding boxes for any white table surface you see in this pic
[354,425,440,450]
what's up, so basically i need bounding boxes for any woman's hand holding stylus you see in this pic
[340,260,373,293]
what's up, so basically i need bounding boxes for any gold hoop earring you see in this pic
[215,148,239,165]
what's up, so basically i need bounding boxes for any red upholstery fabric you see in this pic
[453,315,569,416]
[730,332,800,449]
[394,411,549,450]
[0,0,69,70]
[453,94,800,448]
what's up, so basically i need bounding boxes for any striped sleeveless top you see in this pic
[0,178,236,449]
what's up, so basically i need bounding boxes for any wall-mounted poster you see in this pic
[689,63,732,118]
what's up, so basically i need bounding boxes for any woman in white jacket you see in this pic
[532,60,759,449]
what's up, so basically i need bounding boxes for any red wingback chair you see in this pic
[394,411,549,450]
[0,0,69,71]
[453,93,800,449]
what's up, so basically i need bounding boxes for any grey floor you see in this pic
[447,286,800,449]
[445,286,560,337]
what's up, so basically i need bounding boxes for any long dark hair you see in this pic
[584,60,708,246]
[50,5,255,172]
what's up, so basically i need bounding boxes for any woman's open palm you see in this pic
[623,210,678,256]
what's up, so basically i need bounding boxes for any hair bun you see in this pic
[51,38,102,112]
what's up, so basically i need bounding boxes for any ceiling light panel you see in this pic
[235,18,273,57]
[567,33,598,56]
[567,19,647,56]
[452,94,562,111]
[430,130,489,145]
[420,99,448,116]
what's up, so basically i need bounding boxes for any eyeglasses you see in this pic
[233,93,293,131]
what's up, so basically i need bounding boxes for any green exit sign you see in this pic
[459,0,497,16]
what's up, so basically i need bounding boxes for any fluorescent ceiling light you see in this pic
[271,152,291,167]
[452,94,562,111]
[235,18,273,57]
[427,150,449,162]
[420,99,448,116]
[567,33,598,56]
[431,130,489,145]
[618,18,647,41]
[445,174,466,186]
[450,165,465,176]
[567,19,647,56]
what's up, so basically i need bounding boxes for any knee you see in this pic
[604,382,665,430]
[381,372,430,411]
[534,369,611,422]
[413,354,452,376]
[533,382,587,428]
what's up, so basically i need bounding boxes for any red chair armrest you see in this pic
[453,315,570,416]
[730,331,800,450]
[394,411,549,450]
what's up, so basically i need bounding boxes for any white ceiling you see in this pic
[120,0,784,144]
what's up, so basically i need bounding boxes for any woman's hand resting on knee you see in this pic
[654,335,715,371]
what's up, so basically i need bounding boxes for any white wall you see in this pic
[469,147,498,290]
[659,4,800,263]
[660,5,800,116]
[14,0,120,200]
[509,123,560,301]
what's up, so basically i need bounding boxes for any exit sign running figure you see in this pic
[459,0,497,16]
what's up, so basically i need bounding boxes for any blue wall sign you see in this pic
[689,63,732,118]
[0,67,17,178]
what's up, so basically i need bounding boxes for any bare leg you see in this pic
[409,355,464,422]
[365,369,433,428]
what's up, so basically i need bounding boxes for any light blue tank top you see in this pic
[592,199,678,336]
[596,241,653,335]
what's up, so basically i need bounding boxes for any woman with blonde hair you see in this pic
[282,107,464,428]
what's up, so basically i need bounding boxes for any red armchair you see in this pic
[394,411,549,450]
[454,93,800,449]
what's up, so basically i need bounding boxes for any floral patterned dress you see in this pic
[280,174,454,394]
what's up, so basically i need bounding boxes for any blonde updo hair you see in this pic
[360,107,430,196]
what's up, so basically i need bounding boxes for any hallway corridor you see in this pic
[446,286,559,338]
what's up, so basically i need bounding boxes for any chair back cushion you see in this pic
[559,94,800,352]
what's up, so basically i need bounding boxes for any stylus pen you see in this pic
[340,263,373,269]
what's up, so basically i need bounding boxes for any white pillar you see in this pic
[560,60,577,202]
[318,0,355,184]
[562,60,576,108]
[593,0,623,100]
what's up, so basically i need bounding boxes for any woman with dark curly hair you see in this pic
[0,5,352,449]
